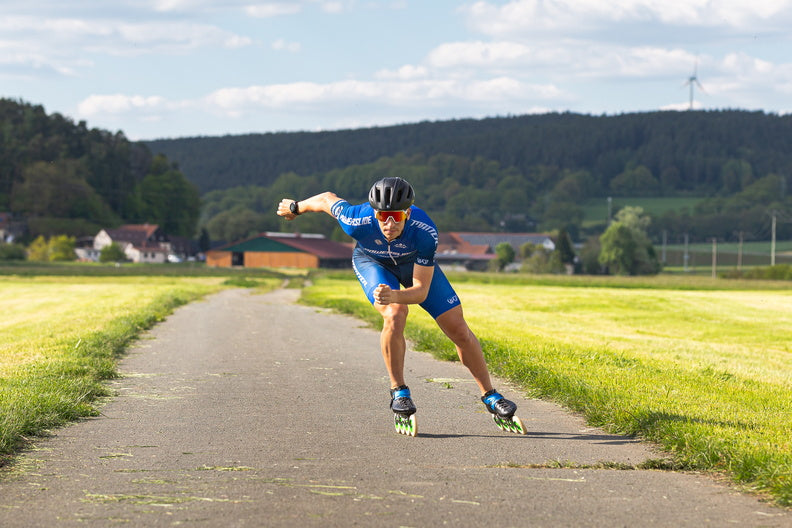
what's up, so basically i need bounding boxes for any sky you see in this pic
[2,0,792,141]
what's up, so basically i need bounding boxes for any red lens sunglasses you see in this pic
[375,210,408,223]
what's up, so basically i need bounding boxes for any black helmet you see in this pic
[368,177,415,211]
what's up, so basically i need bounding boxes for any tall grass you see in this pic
[301,273,792,507]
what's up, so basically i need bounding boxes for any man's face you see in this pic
[375,209,410,240]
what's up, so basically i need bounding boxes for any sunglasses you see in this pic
[375,209,409,223]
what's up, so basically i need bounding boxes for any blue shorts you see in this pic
[352,246,461,319]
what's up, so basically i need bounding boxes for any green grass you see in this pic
[301,273,792,507]
[582,196,705,227]
[0,276,229,460]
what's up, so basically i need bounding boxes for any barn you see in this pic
[206,232,352,269]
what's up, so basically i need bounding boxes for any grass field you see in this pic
[0,273,281,461]
[2,265,790,507]
[301,271,792,507]
[581,196,705,227]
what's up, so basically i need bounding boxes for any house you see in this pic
[206,232,353,269]
[436,232,555,271]
[93,224,172,263]
[0,212,25,243]
[436,232,494,271]
[450,232,555,253]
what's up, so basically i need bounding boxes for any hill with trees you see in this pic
[0,98,199,241]
[146,110,792,197]
[146,111,792,248]
[2,97,790,274]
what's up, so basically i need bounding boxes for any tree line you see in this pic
[150,109,792,246]
[0,98,200,241]
[147,110,792,200]
[2,97,791,275]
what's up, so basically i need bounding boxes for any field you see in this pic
[2,266,791,507]
[0,272,282,461]
[581,196,704,228]
[302,271,792,506]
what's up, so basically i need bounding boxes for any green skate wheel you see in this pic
[492,414,527,435]
[394,413,417,437]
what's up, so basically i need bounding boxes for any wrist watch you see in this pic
[289,201,301,215]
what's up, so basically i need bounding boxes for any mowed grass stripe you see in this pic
[301,275,792,506]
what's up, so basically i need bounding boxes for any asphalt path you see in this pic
[0,288,789,527]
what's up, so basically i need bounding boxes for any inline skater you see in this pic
[277,177,524,435]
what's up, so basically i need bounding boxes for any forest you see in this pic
[2,97,791,256]
[0,98,199,241]
[147,110,792,246]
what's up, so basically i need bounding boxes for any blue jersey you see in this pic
[330,199,460,319]
[330,200,438,267]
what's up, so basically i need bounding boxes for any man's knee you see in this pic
[436,308,476,345]
[380,304,408,333]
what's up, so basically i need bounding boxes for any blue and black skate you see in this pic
[482,389,526,434]
[390,385,417,436]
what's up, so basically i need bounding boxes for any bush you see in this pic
[0,243,26,260]
[25,235,76,262]
[99,242,128,263]
[722,264,792,281]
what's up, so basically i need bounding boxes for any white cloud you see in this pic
[245,3,303,17]
[374,65,429,80]
[427,41,533,69]
[272,38,301,52]
[464,0,792,37]
[201,76,565,117]
[77,94,170,117]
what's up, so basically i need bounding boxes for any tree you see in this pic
[198,228,211,253]
[0,243,26,260]
[131,155,201,238]
[27,235,49,261]
[48,235,76,261]
[555,228,576,266]
[100,242,127,263]
[598,207,661,275]
[490,242,515,271]
[609,165,660,196]
[25,235,76,261]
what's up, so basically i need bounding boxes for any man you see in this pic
[277,177,523,434]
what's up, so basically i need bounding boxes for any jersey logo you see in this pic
[447,295,459,305]
[409,219,439,243]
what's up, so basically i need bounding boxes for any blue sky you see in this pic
[2,0,791,140]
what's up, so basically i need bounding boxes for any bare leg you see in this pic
[435,305,493,395]
[375,302,409,388]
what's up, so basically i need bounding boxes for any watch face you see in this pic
[290,201,298,214]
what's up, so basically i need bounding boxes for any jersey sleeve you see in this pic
[330,200,373,239]
[411,217,439,267]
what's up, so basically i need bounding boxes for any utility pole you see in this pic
[771,211,777,266]
[711,238,717,278]
[683,233,689,272]
[662,230,667,264]
[607,197,612,226]
[737,231,743,271]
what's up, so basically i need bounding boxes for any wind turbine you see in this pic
[684,61,704,110]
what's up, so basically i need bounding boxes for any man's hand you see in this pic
[277,199,298,220]
[373,284,394,305]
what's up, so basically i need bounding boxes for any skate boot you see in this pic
[482,389,526,435]
[390,385,417,436]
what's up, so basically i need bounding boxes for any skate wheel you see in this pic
[492,414,527,435]
[394,413,417,437]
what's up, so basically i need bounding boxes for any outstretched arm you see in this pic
[277,191,341,220]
